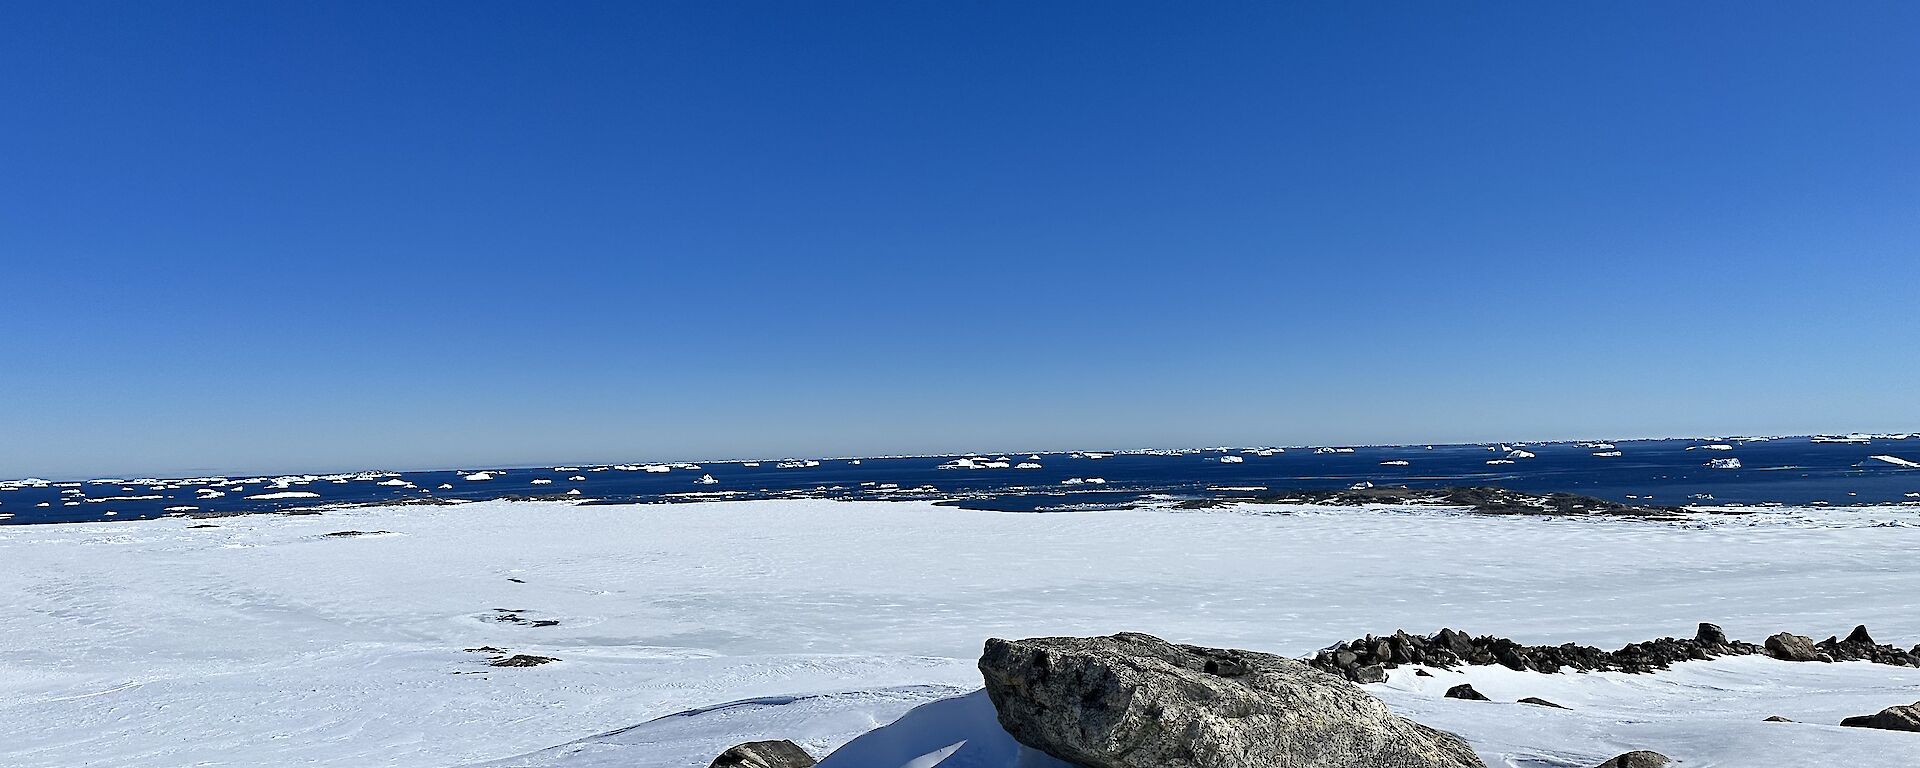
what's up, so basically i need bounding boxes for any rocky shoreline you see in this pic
[1176,486,1704,518]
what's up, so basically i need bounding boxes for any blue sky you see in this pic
[3,2,1916,478]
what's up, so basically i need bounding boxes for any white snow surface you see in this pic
[7,499,1920,767]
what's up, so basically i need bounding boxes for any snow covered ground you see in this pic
[6,499,1920,767]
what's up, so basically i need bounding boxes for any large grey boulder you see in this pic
[1840,702,1920,732]
[1592,751,1669,768]
[1764,632,1821,662]
[710,740,817,768]
[978,632,1485,768]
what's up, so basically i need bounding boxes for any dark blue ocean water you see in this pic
[3,436,1917,525]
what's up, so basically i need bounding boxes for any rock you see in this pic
[1593,751,1670,768]
[1444,684,1489,701]
[710,740,816,768]
[1765,632,1821,662]
[1307,625,1768,679]
[1695,622,1727,646]
[1840,702,1920,732]
[979,632,1485,768]
[1763,715,1793,722]
[1847,624,1876,645]
[1517,697,1566,709]
[1414,669,1433,677]
[1351,664,1389,684]
[487,654,558,667]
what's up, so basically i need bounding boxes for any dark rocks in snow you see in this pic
[1763,715,1793,722]
[488,654,559,667]
[1764,632,1822,662]
[978,632,1485,768]
[1177,486,1693,518]
[1309,622,1920,679]
[1517,697,1566,709]
[1351,664,1389,684]
[487,608,560,627]
[323,530,390,537]
[1816,624,1918,665]
[1444,684,1489,701]
[1309,625,1764,679]
[708,740,816,768]
[1840,702,1920,732]
[1592,751,1670,768]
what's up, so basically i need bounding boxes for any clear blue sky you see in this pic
[3,2,1915,479]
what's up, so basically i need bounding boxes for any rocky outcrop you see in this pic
[1764,633,1823,662]
[1308,622,1920,680]
[1816,625,1920,665]
[1593,751,1669,768]
[710,740,817,768]
[1517,697,1566,709]
[1309,625,1762,680]
[1176,486,1692,518]
[487,653,559,667]
[979,632,1485,768]
[1840,702,1920,732]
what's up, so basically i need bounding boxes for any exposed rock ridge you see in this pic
[1309,622,1920,681]
[1176,486,1696,518]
